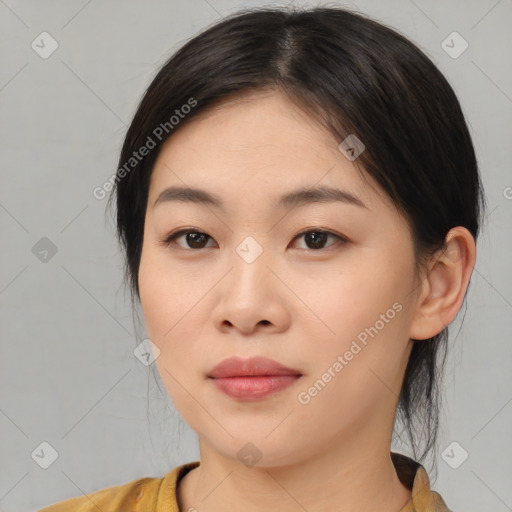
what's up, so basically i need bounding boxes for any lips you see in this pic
[207,357,303,400]
[207,356,302,379]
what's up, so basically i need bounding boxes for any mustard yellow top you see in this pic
[39,452,451,511]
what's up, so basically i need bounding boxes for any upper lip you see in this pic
[207,356,302,378]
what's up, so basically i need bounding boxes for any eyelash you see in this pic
[160,228,348,252]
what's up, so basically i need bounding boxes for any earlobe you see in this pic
[409,227,476,341]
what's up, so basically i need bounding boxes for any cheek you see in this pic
[138,246,207,392]
[138,246,198,338]
[298,255,412,344]
[138,262,197,414]
[294,252,415,399]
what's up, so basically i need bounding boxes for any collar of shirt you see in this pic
[156,452,452,512]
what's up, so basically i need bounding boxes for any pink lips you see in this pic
[207,356,302,401]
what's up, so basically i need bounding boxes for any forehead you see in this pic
[148,90,384,213]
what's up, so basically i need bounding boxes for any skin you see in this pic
[138,89,476,512]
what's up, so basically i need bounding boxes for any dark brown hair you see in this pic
[109,6,485,468]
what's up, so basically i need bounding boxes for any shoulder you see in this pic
[38,474,164,512]
[38,462,200,512]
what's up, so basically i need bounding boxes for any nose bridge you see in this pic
[230,234,271,292]
[218,232,279,313]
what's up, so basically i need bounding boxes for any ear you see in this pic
[409,227,477,341]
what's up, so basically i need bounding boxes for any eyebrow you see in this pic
[153,184,367,211]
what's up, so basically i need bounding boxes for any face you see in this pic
[138,89,419,468]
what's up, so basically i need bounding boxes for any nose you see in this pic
[210,242,291,336]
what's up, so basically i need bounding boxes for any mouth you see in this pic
[207,356,303,401]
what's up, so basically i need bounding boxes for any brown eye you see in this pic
[292,230,347,250]
[163,230,215,249]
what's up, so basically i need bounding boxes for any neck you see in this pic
[177,438,412,512]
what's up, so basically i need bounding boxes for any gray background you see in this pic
[0,1,511,511]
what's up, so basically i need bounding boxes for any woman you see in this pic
[40,5,484,511]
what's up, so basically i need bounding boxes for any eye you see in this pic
[162,229,215,250]
[291,229,347,251]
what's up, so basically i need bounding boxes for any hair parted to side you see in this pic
[108,6,485,470]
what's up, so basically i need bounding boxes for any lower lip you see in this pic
[210,375,301,401]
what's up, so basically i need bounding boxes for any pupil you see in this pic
[306,232,326,249]
[187,232,207,248]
